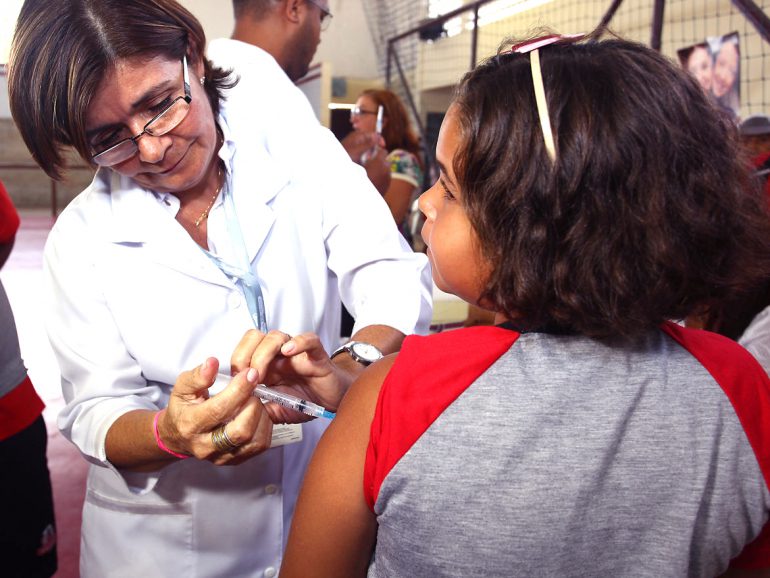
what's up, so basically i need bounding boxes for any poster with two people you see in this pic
[678,31,740,120]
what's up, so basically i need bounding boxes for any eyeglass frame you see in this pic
[305,0,333,31]
[90,55,193,167]
[350,105,378,118]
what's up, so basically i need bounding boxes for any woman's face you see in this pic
[418,104,490,304]
[85,54,218,195]
[687,46,713,93]
[712,42,738,98]
[350,95,380,133]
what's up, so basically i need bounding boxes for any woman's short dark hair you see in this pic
[9,0,235,179]
[452,34,770,339]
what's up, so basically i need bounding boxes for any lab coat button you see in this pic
[264,567,277,577]
[227,293,242,308]
[265,484,278,495]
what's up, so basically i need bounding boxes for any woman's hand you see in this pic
[230,329,348,423]
[158,357,275,465]
[340,131,391,195]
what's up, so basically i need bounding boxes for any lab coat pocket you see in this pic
[80,488,193,578]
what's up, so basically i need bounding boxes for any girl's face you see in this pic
[712,42,738,98]
[350,94,379,133]
[85,54,218,196]
[418,104,491,305]
[687,46,713,93]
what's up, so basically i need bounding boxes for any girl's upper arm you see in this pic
[281,355,396,578]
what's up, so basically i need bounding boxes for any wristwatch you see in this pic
[330,341,384,366]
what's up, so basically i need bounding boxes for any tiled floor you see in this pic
[2,210,86,578]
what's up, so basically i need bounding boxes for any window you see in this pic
[1,1,24,64]
[428,0,555,37]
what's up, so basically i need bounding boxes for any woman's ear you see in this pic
[192,57,206,85]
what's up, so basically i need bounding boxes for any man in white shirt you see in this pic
[230,0,329,82]
[209,0,392,193]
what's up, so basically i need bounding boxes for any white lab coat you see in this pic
[45,85,432,576]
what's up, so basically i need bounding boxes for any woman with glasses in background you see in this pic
[350,89,425,244]
[8,0,431,576]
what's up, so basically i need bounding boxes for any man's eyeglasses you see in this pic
[350,105,378,119]
[91,56,193,167]
[306,0,333,31]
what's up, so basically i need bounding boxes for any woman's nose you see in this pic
[136,133,171,164]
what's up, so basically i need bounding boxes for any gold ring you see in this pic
[211,425,239,452]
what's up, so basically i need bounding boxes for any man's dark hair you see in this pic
[232,0,276,20]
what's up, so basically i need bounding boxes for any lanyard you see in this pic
[203,177,268,332]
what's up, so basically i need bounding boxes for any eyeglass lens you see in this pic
[92,57,192,167]
[350,107,377,117]
[93,98,191,166]
[306,0,332,31]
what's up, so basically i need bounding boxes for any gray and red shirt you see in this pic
[365,322,770,577]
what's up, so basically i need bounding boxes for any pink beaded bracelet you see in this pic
[153,409,189,459]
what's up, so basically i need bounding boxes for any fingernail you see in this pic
[282,341,296,354]
[246,368,258,383]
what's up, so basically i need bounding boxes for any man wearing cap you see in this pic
[739,114,770,196]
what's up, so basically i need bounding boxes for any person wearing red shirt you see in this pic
[0,179,57,577]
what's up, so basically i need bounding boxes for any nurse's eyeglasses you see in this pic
[90,56,192,167]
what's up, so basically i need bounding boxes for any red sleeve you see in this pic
[662,321,770,569]
[0,180,20,243]
[363,326,520,511]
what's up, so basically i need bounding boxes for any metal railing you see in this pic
[0,162,93,217]
[385,0,770,185]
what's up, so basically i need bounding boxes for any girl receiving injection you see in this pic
[282,33,770,577]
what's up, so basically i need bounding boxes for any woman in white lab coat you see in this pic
[8,0,432,576]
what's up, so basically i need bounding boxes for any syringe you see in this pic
[214,373,335,419]
[253,384,335,420]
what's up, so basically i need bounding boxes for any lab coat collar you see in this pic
[103,170,229,286]
[100,114,289,274]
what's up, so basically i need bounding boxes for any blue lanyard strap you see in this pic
[202,179,268,333]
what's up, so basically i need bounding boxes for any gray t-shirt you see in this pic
[367,325,770,577]
[0,279,27,398]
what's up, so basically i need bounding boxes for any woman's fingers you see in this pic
[206,396,277,466]
[230,329,265,373]
[200,367,261,426]
[172,357,220,402]
[280,332,325,359]
[230,329,292,375]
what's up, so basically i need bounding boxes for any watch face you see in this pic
[351,342,383,362]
